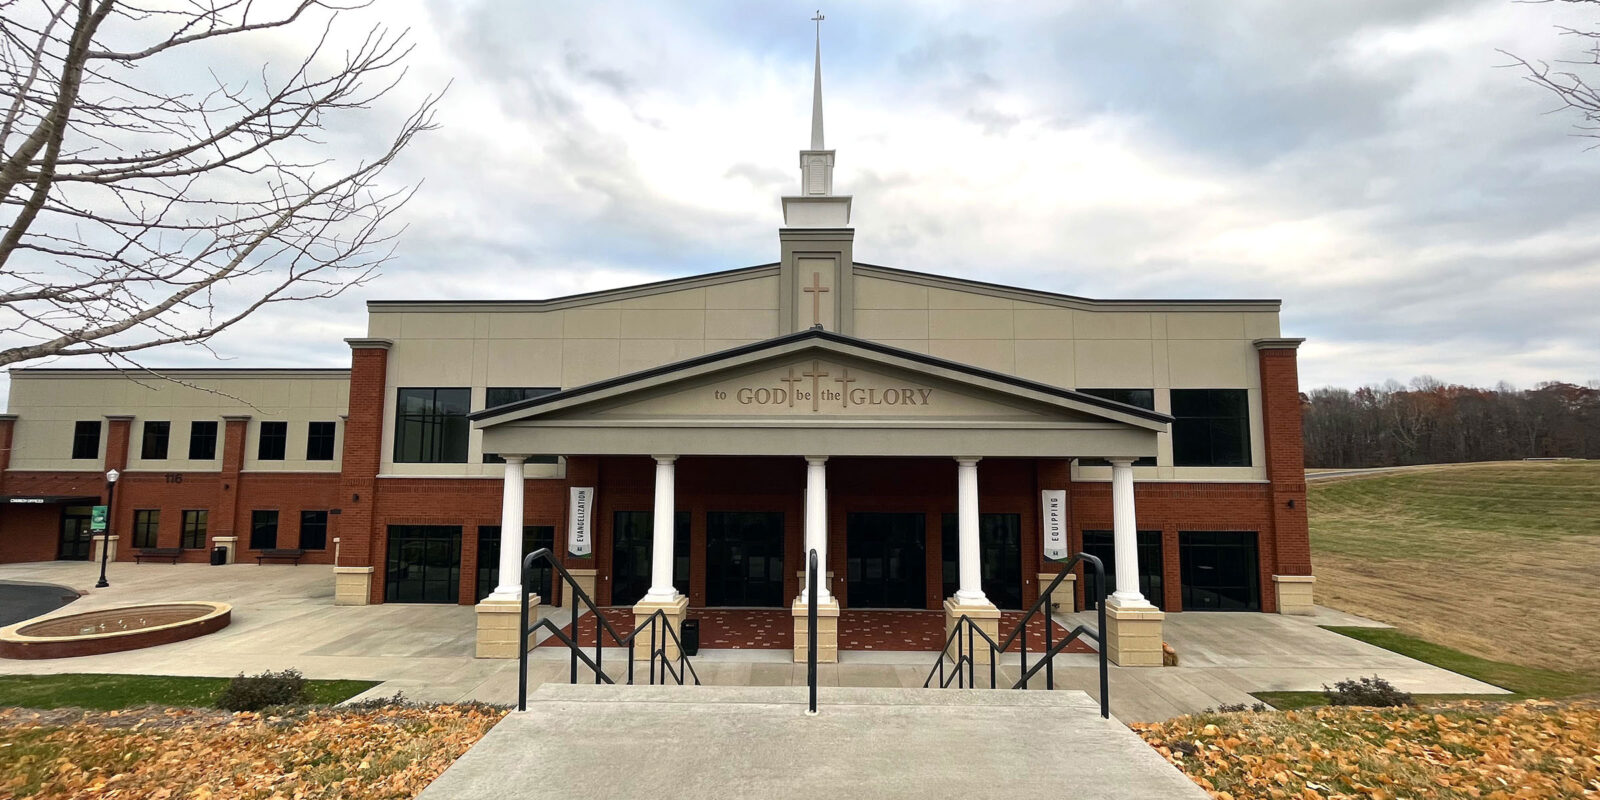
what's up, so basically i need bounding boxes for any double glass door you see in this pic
[846,512,927,609]
[58,506,93,560]
[939,513,1024,609]
[610,511,689,606]
[705,511,785,607]
[1081,530,1165,610]
[476,525,556,603]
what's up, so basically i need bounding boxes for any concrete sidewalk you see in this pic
[0,561,1507,722]
[418,684,1209,800]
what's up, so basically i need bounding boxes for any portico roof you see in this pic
[472,328,1169,459]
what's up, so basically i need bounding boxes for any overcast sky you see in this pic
[11,0,1600,400]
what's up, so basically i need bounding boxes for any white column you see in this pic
[802,456,830,603]
[954,457,987,605]
[1108,457,1153,607]
[489,455,528,599]
[644,455,680,602]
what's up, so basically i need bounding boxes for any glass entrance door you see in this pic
[1179,531,1260,611]
[846,512,927,609]
[610,511,689,606]
[384,525,462,604]
[58,505,93,561]
[705,511,785,607]
[476,525,556,603]
[1081,530,1165,610]
[939,513,1024,609]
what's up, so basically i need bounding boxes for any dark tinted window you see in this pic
[299,510,328,550]
[394,388,471,463]
[132,510,160,549]
[188,421,218,460]
[1077,389,1157,467]
[939,513,1024,609]
[1171,389,1251,467]
[71,421,101,460]
[250,510,279,550]
[181,510,208,549]
[140,421,170,460]
[482,387,560,464]
[610,511,690,605]
[257,421,287,461]
[385,525,462,603]
[1179,530,1260,611]
[306,421,336,461]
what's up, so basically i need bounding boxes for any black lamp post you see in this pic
[95,468,119,589]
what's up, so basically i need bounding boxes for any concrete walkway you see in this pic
[0,561,1507,721]
[418,684,1209,800]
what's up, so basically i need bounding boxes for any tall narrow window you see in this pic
[1077,389,1157,467]
[132,510,160,549]
[71,421,101,460]
[250,510,279,550]
[299,510,329,550]
[257,421,287,461]
[393,388,471,463]
[181,510,209,549]
[305,421,336,461]
[1171,389,1251,467]
[481,387,559,464]
[189,421,218,460]
[141,421,170,460]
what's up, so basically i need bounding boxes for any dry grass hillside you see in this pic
[1310,460,1600,674]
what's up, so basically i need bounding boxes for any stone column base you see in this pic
[213,536,238,565]
[566,567,597,605]
[791,597,841,663]
[1037,572,1076,614]
[1273,574,1316,616]
[90,535,118,564]
[333,566,375,606]
[943,598,1001,665]
[1105,600,1165,667]
[475,595,540,659]
[633,595,690,661]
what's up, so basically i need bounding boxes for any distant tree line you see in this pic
[1301,379,1600,468]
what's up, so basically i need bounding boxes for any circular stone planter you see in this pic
[0,602,231,659]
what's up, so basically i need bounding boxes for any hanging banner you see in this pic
[567,487,594,558]
[1041,489,1068,562]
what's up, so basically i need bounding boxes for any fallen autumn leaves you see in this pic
[1134,699,1600,800]
[0,704,507,799]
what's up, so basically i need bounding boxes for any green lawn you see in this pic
[0,673,377,710]
[1254,625,1600,710]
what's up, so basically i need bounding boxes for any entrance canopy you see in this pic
[471,328,1168,459]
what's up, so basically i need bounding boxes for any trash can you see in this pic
[679,618,700,657]
[210,546,228,566]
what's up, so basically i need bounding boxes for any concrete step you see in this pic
[418,684,1208,800]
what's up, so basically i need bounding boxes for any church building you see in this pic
[0,26,1312,666]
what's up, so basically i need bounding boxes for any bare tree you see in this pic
[0,0,440,367]
[1503,0,1600,144]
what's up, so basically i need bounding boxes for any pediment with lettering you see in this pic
[593,357,1058,421]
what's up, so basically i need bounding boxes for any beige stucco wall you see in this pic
[373,276,781,477]
[854,275,1277,482]
[7,372,349,473]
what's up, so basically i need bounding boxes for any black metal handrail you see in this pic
[922,551,1111,719]
[806,548,818,715]
[517,547,701,711]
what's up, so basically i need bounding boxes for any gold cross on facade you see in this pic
[802,360,829,412]
[802,271,830,327]
[780,367,803,408]
[833,368,856,408]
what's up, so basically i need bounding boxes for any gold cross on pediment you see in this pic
[802,271,830,327]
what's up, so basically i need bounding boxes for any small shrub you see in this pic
[1209,702,1269,713]
[216,669,309,711]
[1322,675,1413,707]
[343,691,410,711]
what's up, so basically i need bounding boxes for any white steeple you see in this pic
[783,10,852,228]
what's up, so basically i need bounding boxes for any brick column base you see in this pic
[633,595,690,661]
[791,597,840,663]
[1272,575,1316,615]
[334,566,374,606]
[476,596,538,659]
[943,598,1001,665]
[1105,601,1165,667]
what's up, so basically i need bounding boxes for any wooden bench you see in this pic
[255,548,305,565]
[134,547,183,564]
